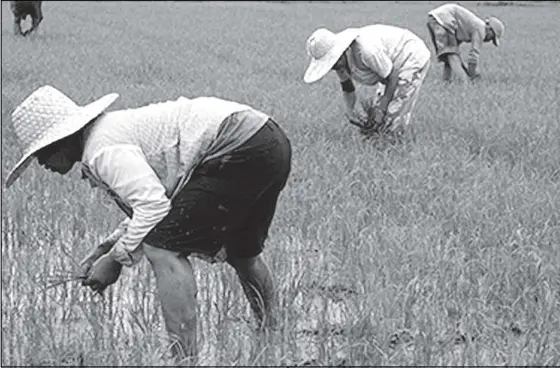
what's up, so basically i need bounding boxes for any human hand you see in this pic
[372,105,386,125]
[78,239,117,279]
[345,109,368,129]
[358,105,386,137]
[82,253,123,294]
[464,62,481,81]
[469,72,481,81]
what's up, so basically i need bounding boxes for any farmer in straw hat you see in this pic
[303,24,431,140]
[427,3,505,82]
[5,85,292,363]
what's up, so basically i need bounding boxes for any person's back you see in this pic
[357,24,430,71]
[82,96,260,198]
[428,3,485,43]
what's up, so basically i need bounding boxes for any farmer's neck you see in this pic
[78,115,104,162]
[53,117,98,172]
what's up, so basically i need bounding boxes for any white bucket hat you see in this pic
[486,17,505,47]
[5,85,119,188]
[303,27,360,84]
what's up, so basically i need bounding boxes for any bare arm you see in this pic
[358,44,395,108]
[378,67,399,113]
[467,31,483,78]
[92,146,172,267]
[103,218,130,245]
[336,69,357,111]
[79,218,130,277]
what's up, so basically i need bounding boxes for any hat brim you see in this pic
[303,29,360,84]
[4,93,119,189]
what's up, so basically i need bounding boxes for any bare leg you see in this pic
[29,9,43,35]
[143,243,198,364]
[35,3,43,31]
[228,255,277,330]
[28,18,39,35]
[448,54,467,82]
[443,60,452,81]
[13,18,23,36]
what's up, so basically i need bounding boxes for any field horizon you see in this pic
[2,1,559,366]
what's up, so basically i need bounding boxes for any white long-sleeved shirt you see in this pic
[81,96,269,266]
[337,24,431,85]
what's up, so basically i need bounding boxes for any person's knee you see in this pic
[228,254,269,283]
[227,234,265,264]
[438,50,457,61]
[144,244,198,312]
[447,53,462,62]
[144,242,170,263]
[143,243,191,277]
[228,254,258,273]
[447,54,465,70]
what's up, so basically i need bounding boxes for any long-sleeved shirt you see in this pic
[80,96,269,266]
[428,3,487,68]
[337,24,431,85]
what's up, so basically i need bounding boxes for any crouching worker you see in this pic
[5,85,292,363]
[427,3,505,82]
[303,24,431,141]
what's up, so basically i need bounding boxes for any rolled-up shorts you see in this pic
[427,15,460,62]
[142,118,292,261]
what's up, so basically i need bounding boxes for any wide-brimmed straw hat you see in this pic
[303,27,360,84]
[486,17,505,47]
[5,85,119,188]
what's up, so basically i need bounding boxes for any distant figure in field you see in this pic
[427,3,505,82]
[303,24,431,141]
[10,1,43,36]
[5,85,292,364]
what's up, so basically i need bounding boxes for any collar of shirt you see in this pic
[81,163,134,218]
[81,163,101,188]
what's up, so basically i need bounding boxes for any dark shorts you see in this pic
[142,119,292,259]
[427,15,460,62]
[10,1,42,19]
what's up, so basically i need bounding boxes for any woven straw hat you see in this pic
[486,17,505,47]
[5,85,119,188]
[303,27,360,84]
